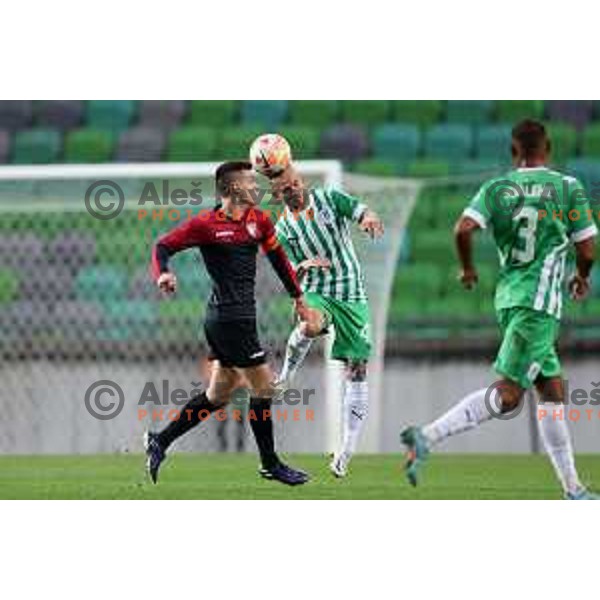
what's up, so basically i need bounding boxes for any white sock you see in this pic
[279,326,313,383]
[340,380,369,457]
[422,387,495,447]
[537,403,582,495]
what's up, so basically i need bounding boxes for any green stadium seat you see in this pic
[583,297,600,315]
[456,159,505,175]
[409,190,437,228]
[476,124,512,161]
[159,299,204,339]
[428,196,466,230]
[169,251,211,299]
[12,129,61,164]
[581,124,600,157]
[167,127,218,161]
[496,100,544,122]
[159,298,203,322]
[393,264,444,301]
[35,100,83,129]
[158,296,206,343]
[590,266,600,298]
[288,101,338,127]
[564,297,585,321]
[446,101,493,124]
[0,268,19,303]
[390,101,443,126]
[64,129,115,163]
[406,159,450,178]
[389,293,422,320]
[424,124,473,160]
[276,126,320,159]
[471,293,496,316]
[75,266,128,303]
[475,264,497,295]
[218,127,263,159]
[95,229,150,270]
[100,300,158,340]
[547,123,577,164]
[427,294,479,317]
[567,159,600,191]
[86,100,136,132]
[340,101,389,126]
[241,101,287,128]
[0,130,9,164]
[412,230,455,265]
[372,124,420,161]
[188,101,237,127]
[353,159,398,177]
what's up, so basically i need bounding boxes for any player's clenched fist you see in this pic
[458,267,478,290]
[569,273,590,301]
[157,272,177,294]
[292,296,312,323]
[359,209,384,238]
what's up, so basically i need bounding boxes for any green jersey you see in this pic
[465,166,598,319]
[275,186,368,302]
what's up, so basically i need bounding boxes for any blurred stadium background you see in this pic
[1,100,600,457]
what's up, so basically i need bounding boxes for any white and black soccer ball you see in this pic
[249,133,292,178]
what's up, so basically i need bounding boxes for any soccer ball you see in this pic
[249,133,292,178]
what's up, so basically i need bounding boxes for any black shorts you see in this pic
[203,318,267,369]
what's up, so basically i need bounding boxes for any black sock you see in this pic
[157,391,221,451]
[249,397,279,469]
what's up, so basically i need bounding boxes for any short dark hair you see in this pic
[512,119,549,159]
[215,161,253,196]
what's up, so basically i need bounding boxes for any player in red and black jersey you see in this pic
[145,161,311,485]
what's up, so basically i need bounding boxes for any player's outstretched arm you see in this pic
[328,187,383,238]
[570,237,595,300]
[454,215,481,290]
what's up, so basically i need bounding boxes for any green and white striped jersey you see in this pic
[275,186,368,302]
[465,166,598,320]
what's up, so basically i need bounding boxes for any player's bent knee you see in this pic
[496,380,524,413]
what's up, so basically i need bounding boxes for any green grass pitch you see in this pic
[1,454,599,499]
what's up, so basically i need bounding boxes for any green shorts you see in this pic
[494,307,561,389]
[305,292,371,361]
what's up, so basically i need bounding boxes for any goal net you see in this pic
[0,161,419,454]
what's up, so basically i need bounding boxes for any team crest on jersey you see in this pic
[246,221,259,239]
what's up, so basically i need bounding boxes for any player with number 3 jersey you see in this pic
[401,119,599,499]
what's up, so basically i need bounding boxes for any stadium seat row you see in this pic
[3,122,600,167]
[2,100,600,132]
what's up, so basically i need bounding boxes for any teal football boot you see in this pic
[400,426,430,487]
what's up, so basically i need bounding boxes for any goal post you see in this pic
[0,160,420,455]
